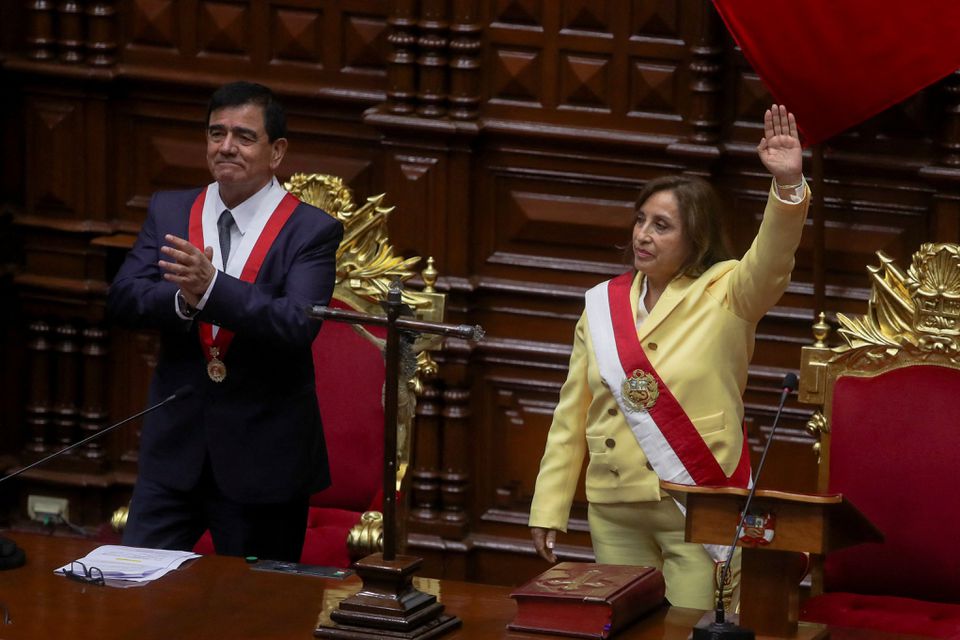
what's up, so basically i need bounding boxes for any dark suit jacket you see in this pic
[108,187,344,503]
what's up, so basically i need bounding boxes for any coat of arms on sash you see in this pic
[621,369,659,412]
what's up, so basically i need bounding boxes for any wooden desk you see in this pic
[0,532,925,639]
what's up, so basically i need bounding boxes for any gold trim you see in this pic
[799,243,960,493]
[837,244,960,358]
[346,511,384,561]
[284,173,444,323]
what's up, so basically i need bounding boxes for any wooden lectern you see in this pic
[661,481,882,640]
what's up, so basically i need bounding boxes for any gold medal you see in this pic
[621,369,658,412]
[207,346,227,383]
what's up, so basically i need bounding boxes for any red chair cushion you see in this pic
[802,592,960,639]
[310,298,386,512]
[827,365,960,602]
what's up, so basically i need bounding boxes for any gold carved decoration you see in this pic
[799,243,960,489]
[836,244,960,361]
[284,173,443,322]
[346,511,384,561]
[805,411,828,464]
[285,173,445,558]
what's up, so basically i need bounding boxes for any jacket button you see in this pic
[647,342,658,351]
[605,438,616,449]
[645,462,653,471]
[607,408,618,416]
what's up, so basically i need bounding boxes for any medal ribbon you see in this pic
[606,271,751,487]
[188,189,301,369]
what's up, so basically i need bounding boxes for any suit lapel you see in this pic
[635,272,696,342]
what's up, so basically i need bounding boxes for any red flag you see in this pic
[713,1,960,145]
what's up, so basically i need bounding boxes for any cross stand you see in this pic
[310,281,484,639]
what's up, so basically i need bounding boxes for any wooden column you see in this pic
[86,0,118,67]
[668,0,723,159]
[52,324,80,453]
[448,0,481,121]
[416,0,449,117]
[24,321,53,457]
[26,0,56,60]
[57,0,85,63]
[439,386,470,537]
[387,0,419,115]
[79,327,108,467]
[410,380,443,526]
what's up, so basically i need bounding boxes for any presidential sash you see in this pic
[188,188,300,382]
[584,271,751,488]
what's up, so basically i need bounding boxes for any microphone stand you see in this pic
[692,373,799,640]
[0,385,194,570]
[0,386,193,487]
[312,280,483,639]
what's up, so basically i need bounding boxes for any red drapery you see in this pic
[713,0,960,145]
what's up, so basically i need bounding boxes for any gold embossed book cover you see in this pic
[508,562,666,638]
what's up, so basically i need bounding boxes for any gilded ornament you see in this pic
[836,243,960,363]
[207,346,226,382]
[621,369,659,411]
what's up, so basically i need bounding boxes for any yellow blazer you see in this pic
[529,182,810,532]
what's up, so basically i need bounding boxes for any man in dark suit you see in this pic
[108,81,343,562]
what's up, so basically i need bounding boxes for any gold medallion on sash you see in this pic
[621,368,658,412]
[207,346,227,383]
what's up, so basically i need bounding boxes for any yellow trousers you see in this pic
[588,499,740,610]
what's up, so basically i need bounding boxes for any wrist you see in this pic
[176,290,198,318]
[775,175,803,189]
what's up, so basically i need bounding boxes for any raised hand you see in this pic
[757,104,803,186]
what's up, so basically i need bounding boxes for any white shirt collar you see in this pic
[211,177,280,236]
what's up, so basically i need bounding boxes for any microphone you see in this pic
[0,384,194,571]
[0,384,194,486]
[692,372,799,640]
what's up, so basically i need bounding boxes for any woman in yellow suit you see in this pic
[529,105,809,608]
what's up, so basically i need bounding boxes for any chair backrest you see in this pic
[799,243,960,603]
[284,173,445,513]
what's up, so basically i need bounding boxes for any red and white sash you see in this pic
[188,186,301,369]
[584,271,751,488]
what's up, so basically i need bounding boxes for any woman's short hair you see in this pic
[632,175,732,277]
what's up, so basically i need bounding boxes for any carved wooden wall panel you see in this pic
[24,95,88,222]
[3,0,960,587]
[485,0,691,139]
[121,1,387,95]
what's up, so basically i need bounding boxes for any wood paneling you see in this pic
[2,0,959,588]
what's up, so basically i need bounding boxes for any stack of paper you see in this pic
[55,545,200,586]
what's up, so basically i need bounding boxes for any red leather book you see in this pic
[508,563,666,639]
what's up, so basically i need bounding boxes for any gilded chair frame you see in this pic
[284,173,446,557]
[798,242,960,592]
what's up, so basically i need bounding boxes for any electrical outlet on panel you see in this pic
[27,495,69,522]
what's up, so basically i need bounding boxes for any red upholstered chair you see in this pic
[192,173,446,566]
[797,244,960,639]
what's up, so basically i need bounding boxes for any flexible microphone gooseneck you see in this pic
[0,385,195,571]
[692,372,799,640]
[0,385,194,486]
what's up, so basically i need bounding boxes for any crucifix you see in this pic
[310,279,484,639]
